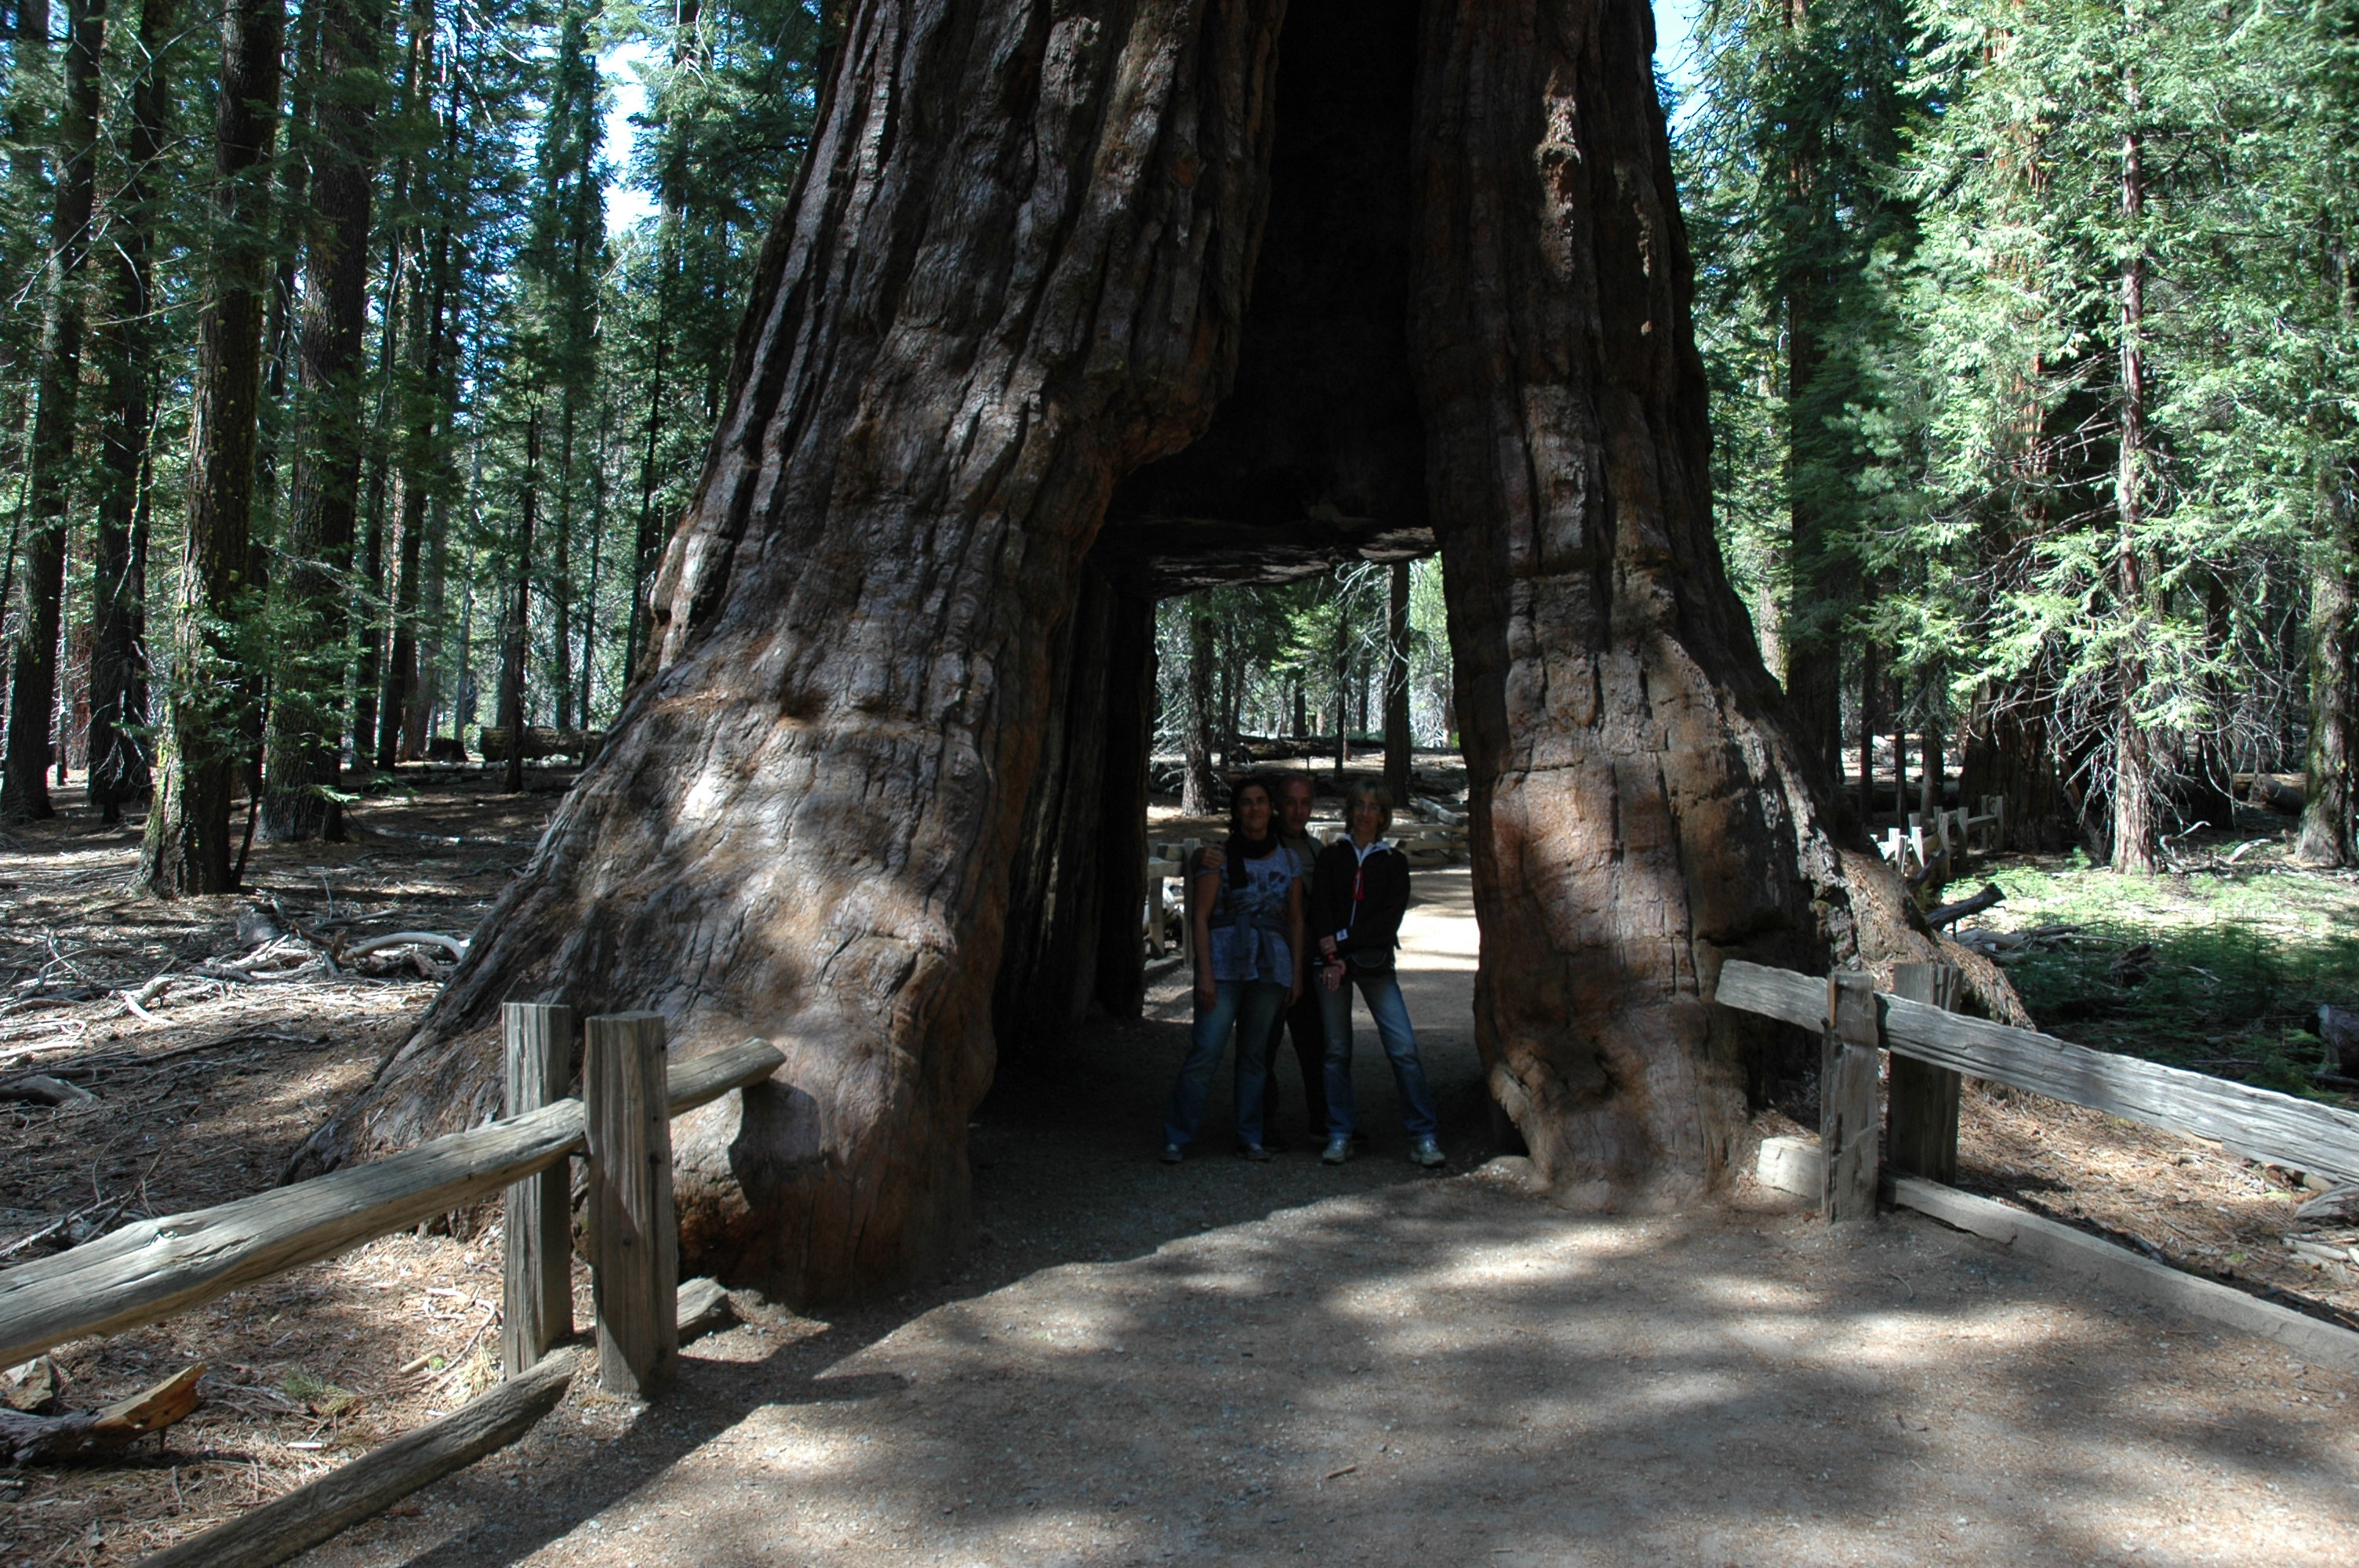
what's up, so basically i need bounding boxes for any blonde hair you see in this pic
[1343,779,1394,836]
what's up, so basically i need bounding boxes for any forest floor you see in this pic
[0,773,2355,1566]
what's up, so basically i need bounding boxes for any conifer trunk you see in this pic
[261,0,382,842]
[1383,557,1411,802]
[144,0,284,895]
[2109,89,2159,874]
[1182,600,1219,814]
[89,0,170,821]
[2300,463,2357,866]
[295,0,1288,1301]
[299,0,2008,1290]
[1405,0,2003,1204]
[2,0,104,821]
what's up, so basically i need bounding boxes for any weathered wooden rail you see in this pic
[1716,960,2359,1191]
[0,1004,781,1566]
[1715,958,2359,1367]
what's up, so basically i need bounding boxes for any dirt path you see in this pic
[8,817,2357,1566]
[280,867,2357,1568]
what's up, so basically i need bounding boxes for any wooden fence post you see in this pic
[583,1012,678,1399]
[501,1003,576,1377]
[1822,971,1881,1221]
[1146,846,1166,958]
[1887,961,1964,1184]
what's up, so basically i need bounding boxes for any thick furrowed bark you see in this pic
[1408,0,2016,1209]
[296,0,1285,1305]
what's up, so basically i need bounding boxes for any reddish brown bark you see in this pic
[261,0,383,843]
[1405,0,2010,1207]
[2299,464,2357,866]
[300,0,2016,1290]
[296,0,1287,1302]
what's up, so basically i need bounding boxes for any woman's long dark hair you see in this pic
[1223,775,1278,891]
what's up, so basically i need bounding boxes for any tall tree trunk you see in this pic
[2,0,104,821]
[1406,0,2009,1204]
[87,0,173,823]
[499,407,540,795]
[1917,688,1944,819]
[1959,679,2074,851]
[1383,557,1411,803]
[296,0,2010,1294]
[549,408,576,731]
[576,393,610,735]
[1775,0,1844,789]
[1181,597,1217,814]
[260,0,381,842]
[2110,101,2157,876]
[2299,460,2357,866]
[145,0,285,895]
[379,213,448,769]
[1855,637,1877,826]
[295,0,1288,1302]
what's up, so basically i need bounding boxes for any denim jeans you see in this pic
[1164,978,1287,1149]
[1320,969,1439,1138]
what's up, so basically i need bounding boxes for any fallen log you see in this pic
[1924,882,2005,930]
[0,1363,203,1466]
[0,1074,97,1108]
[343,931,470,961]
[2298,1184,2359,1226]
[134,1348,578,1568]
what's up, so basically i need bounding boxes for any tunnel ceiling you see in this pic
[1089,0,1432,599]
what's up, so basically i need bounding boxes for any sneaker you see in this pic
[1160,1143,1183,1164]
[1321,1136,1352,1165]
[1410,1135,1445,1169]
[1240,1143,1274,1162]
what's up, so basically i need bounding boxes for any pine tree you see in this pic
[260,0,388,841]
[85,0,176,822]
[1,0,104,820]
[1682,0,1925,786]
[144,0,284,894]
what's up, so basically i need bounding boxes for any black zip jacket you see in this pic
[1310,838,1409,974]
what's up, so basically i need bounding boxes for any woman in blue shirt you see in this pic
[1161,776,1305,1162]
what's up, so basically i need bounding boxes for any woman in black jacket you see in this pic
[1310,782,1443,1167]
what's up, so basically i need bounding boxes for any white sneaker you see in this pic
[1321,1136,1352,1165]
[1410,1136,1445,1168]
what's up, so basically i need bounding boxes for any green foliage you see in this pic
[1677,0,2359,856]
[1154,560,1453,758]
[1976,855,2359,1093]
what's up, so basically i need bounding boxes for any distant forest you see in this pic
[0,0,820,887]
[1674,0,2358,872]
[0,0,2350,889]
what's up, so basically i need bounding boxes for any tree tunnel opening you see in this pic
[990,0,1443,1072]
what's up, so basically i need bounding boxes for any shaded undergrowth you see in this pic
[1966,833,2359,1103]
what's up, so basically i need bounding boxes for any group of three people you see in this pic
[1160,771,1444,1167]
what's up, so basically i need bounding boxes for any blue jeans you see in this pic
[1165,979,1288,1149]
[1321,969,1438,1138]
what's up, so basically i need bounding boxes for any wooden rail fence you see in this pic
[0,1004,783,1566]
[1871,796,2005,883]
[1714,958,2359,1366]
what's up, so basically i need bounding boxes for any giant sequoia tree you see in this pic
[300,0,1999,1303]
